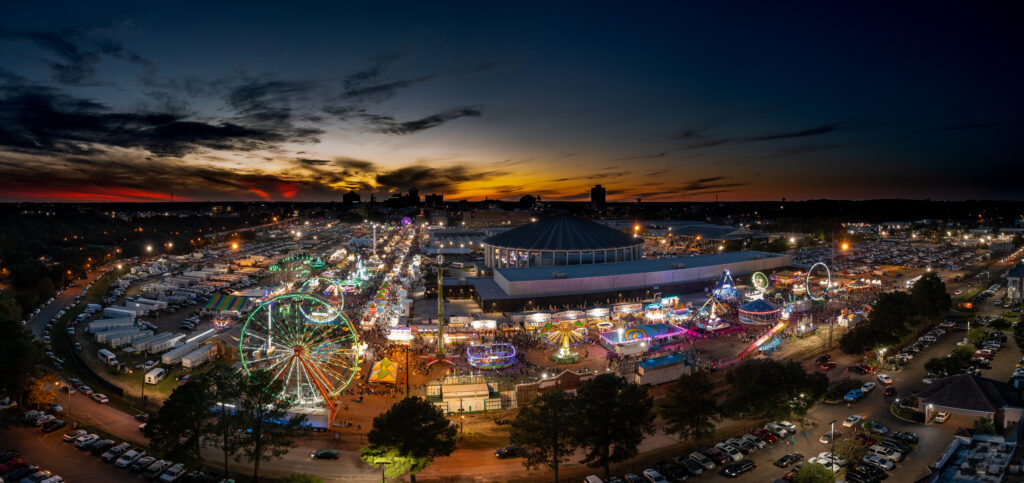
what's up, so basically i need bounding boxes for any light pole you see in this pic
[830,419,837,463]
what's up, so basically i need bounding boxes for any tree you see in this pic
[721,359,828,420]
[235,369,307,483]
[147,376,213,469]
[573,374,655,479]
[840,291,913,354]
[925,356,965,377]
[910,272,952,331]
[833,438,868,464]
[660,371,720,442]
[951,345,976,362]
[361,396,456,483]
[509,390,577,482]
[966,328,987,347]
[0,297,46,408]
[201,365,243,479]
[972,417,996,435]
[25,373,60,409]
[794,462,835,483]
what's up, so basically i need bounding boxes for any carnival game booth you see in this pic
[737,299,782,325]
[600,323,688,357]
[203,294,252,316]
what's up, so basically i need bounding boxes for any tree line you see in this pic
[839,272,952,354]
[145,366,306,482]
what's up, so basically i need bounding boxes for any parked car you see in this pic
[861,382,876,392]
[91,393,109,403]
[101,442,131,461]
[42,419,66,433]
[699,446,730,465]
[158,463,187,482]
[74,434,99,449]
[115,449,146,468]
[818,431,842,444]
[892,431,920,444]
[864,421,889,435]
[883,386,897,398]
[715,442,743,462]
[775,452,803,468]
[934,412,950,423]
[877,374,893,384]
[879,438,912,454]
[845,389,865,402]
[131,456,157,472]
[687,451,715,471]
[144,460,172,478]
[63,429,87,442]
[722,459,756,477]
[674,456,704,475]
[640,469,668,483]
[862,454,895,470]
[740,434,767,449]
[843,415,863,427]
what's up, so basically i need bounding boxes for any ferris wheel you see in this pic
[751,272,770,292]
[238,293,361,408]
[806,262,832,302]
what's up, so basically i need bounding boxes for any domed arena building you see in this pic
[482,215,642,268]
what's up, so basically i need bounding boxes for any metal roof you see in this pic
[482,215,639,251]
[495,251,789,282]
[919,374,1020,413]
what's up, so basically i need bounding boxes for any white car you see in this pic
[741,433,767,449]
[79,386,94,395]
[843,414,863,427]
[777,420,798,433]
[934,411,950,423]
[923,376,936,384]
[715,442,743,461]
[862,454,895,470]
[861,382,876,392]
[877,374,893,384]
[808,456,841,473]
[74,433,100,448]
[818,452,847,466]
[115,449,145,468]
[92,393,109,403]
[63,429,87,442]
[34,414,56,426]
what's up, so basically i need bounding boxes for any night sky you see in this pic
[0,2,1020,202]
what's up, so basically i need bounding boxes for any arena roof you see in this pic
[495,251,787,282]
[482,215,638,251]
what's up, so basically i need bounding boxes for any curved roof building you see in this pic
[482,215,642,268]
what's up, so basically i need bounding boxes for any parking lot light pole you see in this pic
[830,419,837,462]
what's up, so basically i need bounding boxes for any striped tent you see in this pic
[204,294,250,312]
[368,358,397,384]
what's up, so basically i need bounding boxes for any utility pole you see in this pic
[436,254,445,356]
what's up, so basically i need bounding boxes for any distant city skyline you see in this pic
[0,2,1020,202]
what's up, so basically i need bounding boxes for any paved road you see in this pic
[27,267,106,339]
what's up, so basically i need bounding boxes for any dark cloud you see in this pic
[225,79,316,124]
[611,152,666,161]
[295,158,331,166]
[366,107,482,135]
[375,165,505,192]
[679,176,748,196]
[739,123,842,142]
[0,28,151,85]
[0,83,321,157]
[334,158,377,171]
[756,143,842,159]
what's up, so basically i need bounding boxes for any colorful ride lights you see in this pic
[466,343,517,369]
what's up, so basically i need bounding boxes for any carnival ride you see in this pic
[544,320,586,363]
[752,271,770,293]
[692,294,731,332]
[466,343,517,369]
[238,293,362,425]
[737,298,782,325]
[806,262,832,302]
[712,269,739,300]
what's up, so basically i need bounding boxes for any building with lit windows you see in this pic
[481,215,641,269]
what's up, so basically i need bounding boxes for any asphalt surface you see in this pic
[27,269,105,339]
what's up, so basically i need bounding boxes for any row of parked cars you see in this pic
[802,430,918,482]
[0,448,64,482]
[579,421,802,482]
[62,429,223,482]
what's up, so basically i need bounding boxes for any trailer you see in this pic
[110,330,152,348]
[181,345,217,369]
[95,327,144,343]
[144,367,167,385]
[135,297,168,309]
[88,317,135,334]
[162,342,199,365]
[102,306,136,320]
[146,333,185,354]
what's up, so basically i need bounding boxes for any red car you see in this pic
[848,432,876,445]
[0,457,27,473]
[818,361,837,371]
[752,429,778,443]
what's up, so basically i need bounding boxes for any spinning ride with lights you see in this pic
[806,262,832,302]
[544,320,586,363]
[466,343,517,369]
[752,272,770,293]
[238,293,361,425]
[300,276,346,305]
